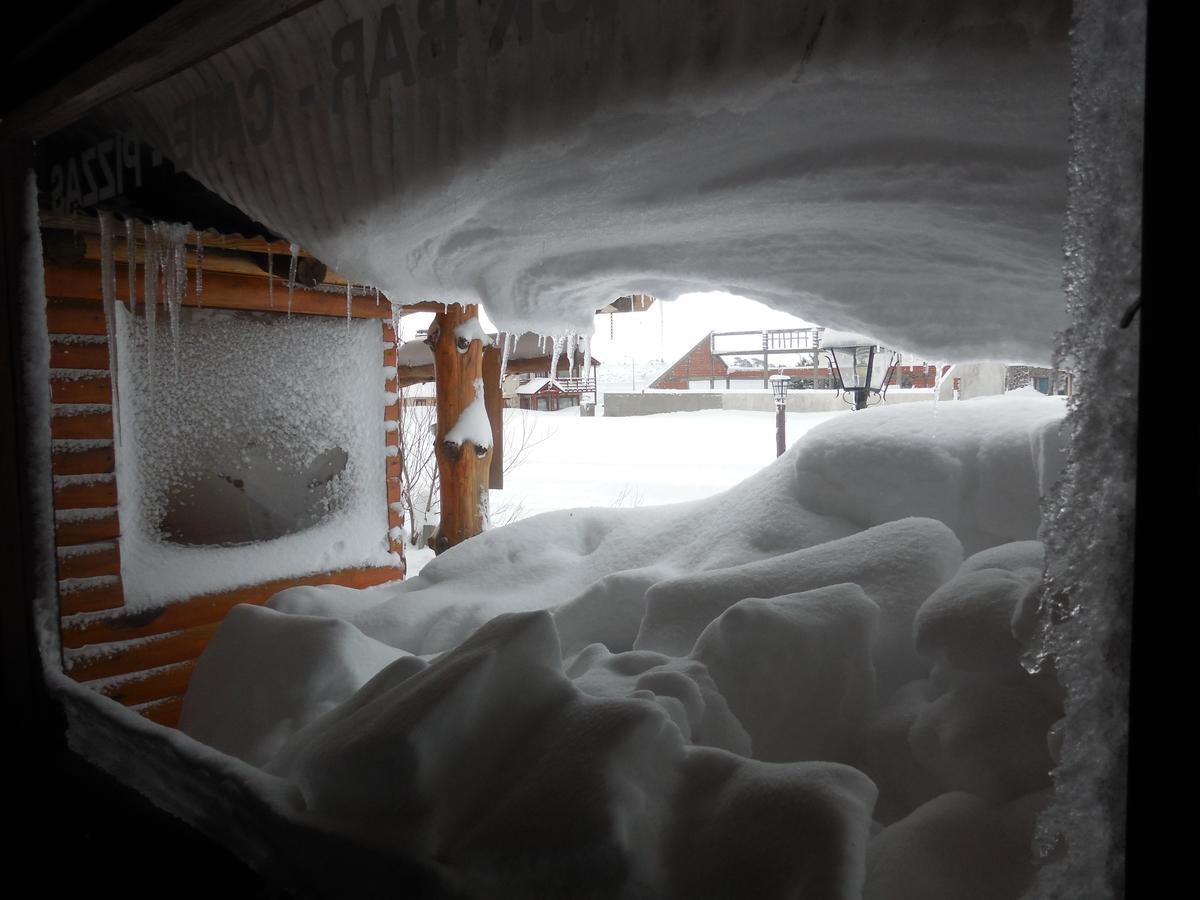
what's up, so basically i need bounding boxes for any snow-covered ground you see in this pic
[170,392,1068,898]
[398,407,844,577]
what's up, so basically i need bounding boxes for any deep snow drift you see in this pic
[112,0,1070,361]
[179,393,1067,898]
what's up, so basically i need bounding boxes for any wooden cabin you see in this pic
[42,214,407,727]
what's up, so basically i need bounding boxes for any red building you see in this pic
[650,331,943,390]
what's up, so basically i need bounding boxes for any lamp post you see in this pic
[769,374,789,456]
[824,342,899,410]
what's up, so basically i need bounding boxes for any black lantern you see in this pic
[769,374,789,456]
[824,342,899,410]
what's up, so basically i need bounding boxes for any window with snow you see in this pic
[113,305,390,605]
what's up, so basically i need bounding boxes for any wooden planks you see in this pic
[45,264,391,320]
[51,373,112,404]
[99,661,197,706]
[51,408,113,439]
[56,512,120,547]
[57,542,121,580]
[52,444,115,476]
[41,257,408,728]
[50,337,109,369]
[60,580,124,615]
[61,565,405,650]
[135,696,186,729]
[54,478,118,509]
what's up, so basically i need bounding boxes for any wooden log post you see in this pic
[429,304,493,554]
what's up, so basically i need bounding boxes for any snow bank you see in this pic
[791,394,1068,553]
[171,395,1066,896]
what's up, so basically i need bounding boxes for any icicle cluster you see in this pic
[98,211,121,440]
[194,232,204,304]
[124,217,136,314]
[286,242,299,317]
[499,332,516,383]
[548,335,565,381]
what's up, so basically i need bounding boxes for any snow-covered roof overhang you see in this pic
[102,0,1070,363]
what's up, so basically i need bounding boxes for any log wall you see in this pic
[44,244,405,727]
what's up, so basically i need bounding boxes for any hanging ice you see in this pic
[346,281,353,328]
[287,242,299,318]
[499,331,514,383]
[548,334,565,381]
[267,245,274,308]
[566,331,578,378]
[125,216,136,315]
[159,222,189,378]
[581,334,592,386]
[143,222,158,396]
[98,211,121,440]
[194,231,204,305]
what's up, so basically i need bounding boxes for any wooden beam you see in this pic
[51,409,113,440]
[52,445,115,476]
[2,1,324,140]
[44,263,391,320]
[60,580,124,616]
[98,661,197,707]
[396,301,448,314]
[55,511,120,547]
[45,298,107,335]
[65,622,222,682]
[484,346,504,490]
[430,305,491,553]
[53,477,117,509]
[51,373,112,404]
[135,696,185,728]
[50,338,108,369]
[57,542,120,580]
[60,565,405,649]
[40,212,310,258]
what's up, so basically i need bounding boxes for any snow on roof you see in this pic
[395,340,433,367]
[516,376,561,395]
[115,2,1072,361]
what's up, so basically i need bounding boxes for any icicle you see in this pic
[566,330,578,378]
[267,245,275,308]
[499,331,513,383]
[125,217,136,314]
[581,334,592,387]
[98,212,121,439]
[286,242,299,317]
[194,231,204,305]
[346,281,353,330]
[548,335,565,381]
[159,223,188,379]
[374,285,380,306]
[144,223,158,397]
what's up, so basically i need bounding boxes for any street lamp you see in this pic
[823,341,899,410]
[769,374,789,456]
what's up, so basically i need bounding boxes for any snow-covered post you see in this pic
[429,304,493,554]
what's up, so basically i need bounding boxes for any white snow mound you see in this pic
[176,393,1067,896]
